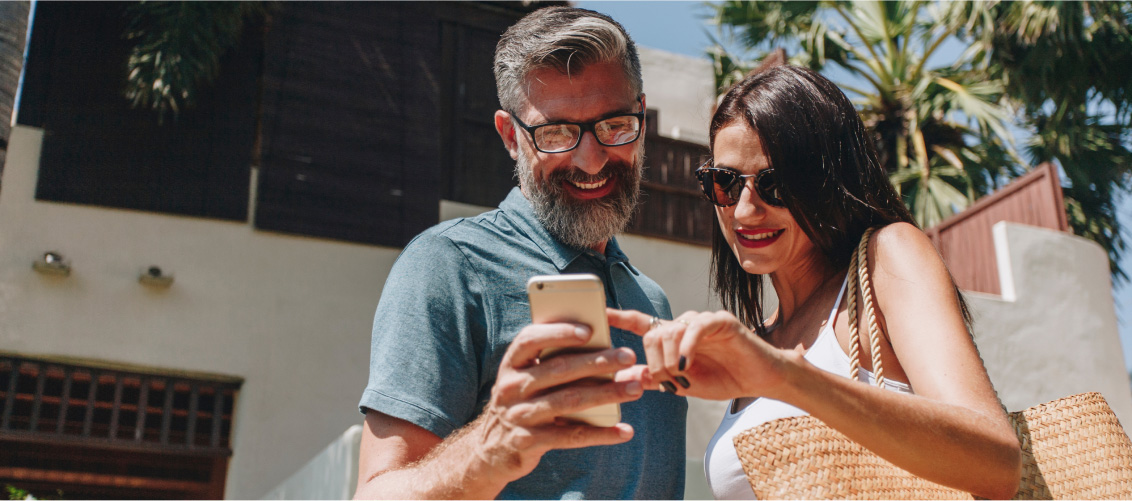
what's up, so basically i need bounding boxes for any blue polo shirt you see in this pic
[360,187,687,499]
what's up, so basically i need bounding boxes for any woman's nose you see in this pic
[731,183,766,221]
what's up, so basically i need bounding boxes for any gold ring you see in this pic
[676,319,690,326]
[649,316,662,330]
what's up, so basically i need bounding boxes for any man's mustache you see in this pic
[546,161,635,185]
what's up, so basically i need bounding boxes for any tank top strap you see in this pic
[825,276,849,327]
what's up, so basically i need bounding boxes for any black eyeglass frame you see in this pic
[508,97,646,154]
[695,163,785,208]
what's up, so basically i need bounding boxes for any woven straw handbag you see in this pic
[732,227,1132,500]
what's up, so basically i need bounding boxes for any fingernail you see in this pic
[574,326,590,339]
[616,350,634,364]
[675,376,690,389]
[660,381,678,393]
[679,355,687,372]
[625,381,642,395]
[618,424,634,439]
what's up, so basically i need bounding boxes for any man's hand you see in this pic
[355,322,644,499]
[472,322,643,480]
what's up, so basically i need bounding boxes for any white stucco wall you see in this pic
[0,126,398,499]
[262,425,362,500]
[638,46,716,145]
[969,222,1132,424]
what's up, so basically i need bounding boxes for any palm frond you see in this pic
[123,1,269,123]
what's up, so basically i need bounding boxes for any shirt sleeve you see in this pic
[358,227,486,439]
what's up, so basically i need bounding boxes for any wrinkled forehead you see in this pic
[517,61,638,121]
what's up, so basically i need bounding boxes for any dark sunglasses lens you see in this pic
[698,169,740,206]
[756,172,784,207]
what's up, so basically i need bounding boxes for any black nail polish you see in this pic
[679,356,687,372]
[660,381,678,393]
[675,376,690,389]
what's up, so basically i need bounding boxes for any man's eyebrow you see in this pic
[536,101,641,125]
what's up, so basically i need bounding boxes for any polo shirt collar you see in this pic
[498,187,632,271]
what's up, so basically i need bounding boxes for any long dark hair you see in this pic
[708,65,970,334]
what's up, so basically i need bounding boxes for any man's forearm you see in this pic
[354,415,513,500]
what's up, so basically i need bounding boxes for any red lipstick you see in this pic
[735,228,784,248]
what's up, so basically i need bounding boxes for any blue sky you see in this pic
[577,0,1132,372]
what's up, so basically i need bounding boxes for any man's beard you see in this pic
[516,147,644,250]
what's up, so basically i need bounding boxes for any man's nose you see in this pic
[569,131,609,175]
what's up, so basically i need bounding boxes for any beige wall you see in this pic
[970,222,1132,423]
[0,126,397,498]
[638,46,717,145]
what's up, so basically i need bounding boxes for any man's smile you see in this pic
[562,175,617,200]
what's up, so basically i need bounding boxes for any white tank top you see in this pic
[703,279,914,499]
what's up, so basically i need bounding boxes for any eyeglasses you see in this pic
[695,162,785,208]
[509,98,645,153]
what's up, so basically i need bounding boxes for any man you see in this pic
[354,7,686,499]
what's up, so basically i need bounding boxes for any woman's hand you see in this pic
[608,308,795,401]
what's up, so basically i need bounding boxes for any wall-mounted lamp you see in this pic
[32,251,71,276]
[138,265,174,287]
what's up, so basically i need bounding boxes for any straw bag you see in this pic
[732,227,1132,499]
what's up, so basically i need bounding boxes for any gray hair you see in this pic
[494,7,642,113]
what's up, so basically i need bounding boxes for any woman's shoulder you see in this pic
[869,222,950,283]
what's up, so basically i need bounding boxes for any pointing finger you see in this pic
[607,308,659,336]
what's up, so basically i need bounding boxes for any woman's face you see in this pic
[711,122,823,278]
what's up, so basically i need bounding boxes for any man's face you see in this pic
[503,61,645,250]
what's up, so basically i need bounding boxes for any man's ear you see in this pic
[494,110,520,161]
[639,93,647,130]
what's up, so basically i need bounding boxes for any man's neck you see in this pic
[589,241,607,254]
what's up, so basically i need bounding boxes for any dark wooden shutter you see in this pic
[18,2,258,222]
[628,111,714,246]
[253,2,442,247]
[439,15,517,207]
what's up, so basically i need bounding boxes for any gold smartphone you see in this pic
[526,273,620,427]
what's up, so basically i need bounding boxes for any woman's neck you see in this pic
[767,255,840,323]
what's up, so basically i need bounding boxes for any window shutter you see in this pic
[18,2,257,222]
[253,3,441,247]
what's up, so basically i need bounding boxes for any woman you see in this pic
[609,66,1021,499]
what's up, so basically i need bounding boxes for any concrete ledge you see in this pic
[261,425,362,500]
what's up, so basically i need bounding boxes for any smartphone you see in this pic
[526,273,620,427]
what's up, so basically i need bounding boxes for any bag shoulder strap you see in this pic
[846,226,885,388]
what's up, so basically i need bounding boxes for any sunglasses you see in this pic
[695,162,785,208]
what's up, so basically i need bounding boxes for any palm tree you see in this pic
[957,1,1132,280]
[710,1,1023,229]
[0,1,29,175]
[711,0,1131,278]
[123,2,269,123]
